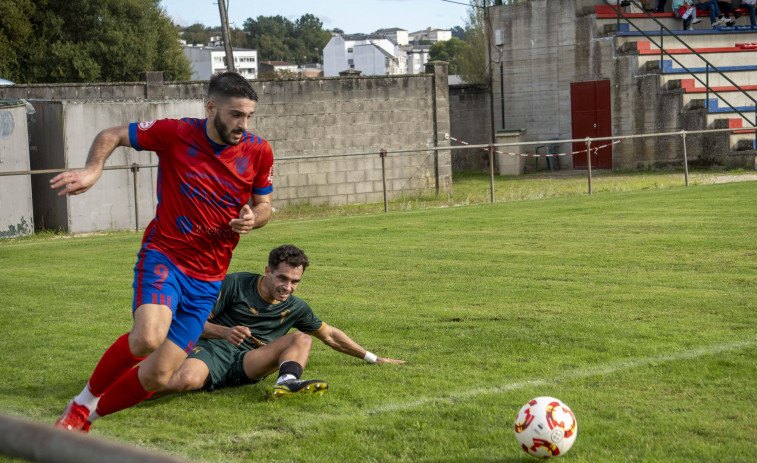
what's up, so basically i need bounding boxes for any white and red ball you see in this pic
[513,396,577,459]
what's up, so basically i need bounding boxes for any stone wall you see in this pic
[449,84,492,173]
[488,0,598,169]
[8,64,452,233]
[253,62,451,207]
[27,100,201,233]
[0,102,34,237]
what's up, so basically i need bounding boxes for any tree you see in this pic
[0,0,38,81]
[243,15,294,62]
[181,23,212,46]
[0,0,191,83]
[451,25,466,41]
[229,27,248,49]
[243,14,330,65]
[292,14,331,64]
[429,37,467,75]
[456,0,493,85]
[156,21,194,81]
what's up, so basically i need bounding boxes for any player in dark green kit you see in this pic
[159,245,404,397]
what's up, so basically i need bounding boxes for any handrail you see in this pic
[605,0,757,131]
[1,127,753,226]
[1,125,753,179]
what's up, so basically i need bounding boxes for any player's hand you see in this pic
[49,168,101,196]
[376,357,406,364]
[225,326,251,346]
[229,204,255,234]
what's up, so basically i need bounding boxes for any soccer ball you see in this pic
[513,396,577,459]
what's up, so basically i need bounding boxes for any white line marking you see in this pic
[307,339,756,424]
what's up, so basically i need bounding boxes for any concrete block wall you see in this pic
[488,0,598,169]
[0,102,34,237]
[449,84,492,172]
[0,78,207,102]
[27,100,205,233]
[11,63,451,233]
[246,67,451,207]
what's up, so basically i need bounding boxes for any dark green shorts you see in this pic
[188,338,262,391]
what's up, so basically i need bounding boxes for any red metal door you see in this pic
[571,80,612,169]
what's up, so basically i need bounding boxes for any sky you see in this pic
[159,0,470,35]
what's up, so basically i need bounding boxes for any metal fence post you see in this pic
[585,138,593,195]
[380,149,388,213]
[131,163,140,231]
[488,143,495,203]
[706,65,710,109]
[681,131,689,187]
[660,25,664,70]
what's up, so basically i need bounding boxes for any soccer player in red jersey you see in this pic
[50,72,273,432]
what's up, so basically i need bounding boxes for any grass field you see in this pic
[269,169,757,219]
[1,177,756,462]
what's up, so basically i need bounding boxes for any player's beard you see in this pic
[213,115,244,145]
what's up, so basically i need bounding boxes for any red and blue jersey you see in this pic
[128,118,273,281]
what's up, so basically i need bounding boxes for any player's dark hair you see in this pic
[269,245,310,271]
[208,71,258,102]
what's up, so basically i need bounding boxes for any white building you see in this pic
[374,28,409,46]
[183,45,258,80]
[323,34,400,77]
[353,43,405,76]
[259,61,299,76]
[405,45,431,74]
[324,27,452,77]
[409,28,452,44]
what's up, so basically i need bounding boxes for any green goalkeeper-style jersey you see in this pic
[207,272,322,349]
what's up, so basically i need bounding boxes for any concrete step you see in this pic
[703,111,757,149]
[635,50,757,71]
[622,39,757,55]
[688,97,755,113]
[734,139,757,150]
[599,16,756,32]
[595,3,753,22]
[684,94,757,113]
[712,118,757,150]
[608,22,757,36]
[617,33,757,50]
[643,58,757,75]
[661,71,757,88]
[674,79,757,108]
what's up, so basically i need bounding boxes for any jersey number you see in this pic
[153,264,169,290]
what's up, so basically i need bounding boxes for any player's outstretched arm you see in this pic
[49,125,131,196]
[310,322,406,365]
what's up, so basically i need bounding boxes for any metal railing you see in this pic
[606,0,757,143]
[1,126,753,234]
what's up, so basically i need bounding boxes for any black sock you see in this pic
[278,361,303,380]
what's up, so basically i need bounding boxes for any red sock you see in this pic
[88,333,147,397]
[94,366,154,418]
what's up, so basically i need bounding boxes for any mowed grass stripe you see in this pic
[360,338,756,417]
[0,180,755,463]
